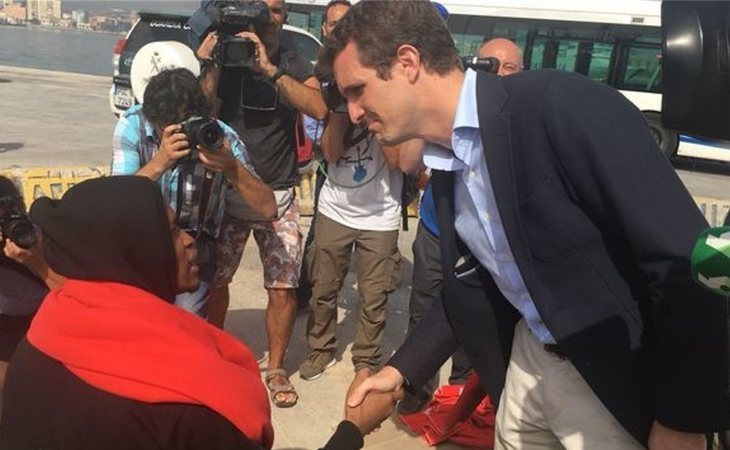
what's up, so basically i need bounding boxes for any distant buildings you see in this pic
[1,3,26,23]
[27,0,62,23]
[0,0,134,31]
[71,9,85,24]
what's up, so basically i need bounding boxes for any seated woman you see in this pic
[0,176,273,449]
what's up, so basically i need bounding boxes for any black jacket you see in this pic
[0,340,364,450]
[389,69,730,445]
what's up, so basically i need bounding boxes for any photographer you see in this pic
[0,176,63,389]
[296,0,405,385]
[191,0,327,408]
[111,68,275,318]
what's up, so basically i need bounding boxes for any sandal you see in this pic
[265,368,299,408]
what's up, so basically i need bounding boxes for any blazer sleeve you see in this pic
[387,289,459,392]
[543,74,730,432]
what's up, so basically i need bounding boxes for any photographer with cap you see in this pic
[0,175,64,389]
[111,68,275,318]
[191,0,327,409]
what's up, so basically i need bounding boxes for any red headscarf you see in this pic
[27,177,273,447]
[28,279,274,448]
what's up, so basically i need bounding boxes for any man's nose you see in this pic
[182,229,195,247]
[348,102,365,124]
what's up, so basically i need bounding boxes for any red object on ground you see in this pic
[399,377,495,449]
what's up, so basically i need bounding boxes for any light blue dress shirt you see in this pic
[423,69,556,344]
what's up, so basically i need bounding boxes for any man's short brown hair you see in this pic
[320,0,461,79]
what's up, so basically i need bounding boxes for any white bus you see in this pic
[285,0,730,163]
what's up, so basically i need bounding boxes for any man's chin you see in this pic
[374,132,406,147]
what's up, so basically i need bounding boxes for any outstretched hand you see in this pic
[347,365,404,408]
[344,366,405,435]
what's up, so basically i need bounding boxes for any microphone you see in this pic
[691,226,730,296]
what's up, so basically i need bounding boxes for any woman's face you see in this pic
[166,208,199,293]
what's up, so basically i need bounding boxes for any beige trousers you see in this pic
[494,320,645,450]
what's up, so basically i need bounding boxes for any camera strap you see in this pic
[195,171,216,239]
[174,161,212,238]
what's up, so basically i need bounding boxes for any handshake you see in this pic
[344,366,405,436]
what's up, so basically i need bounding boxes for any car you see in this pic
[109,10,322,118]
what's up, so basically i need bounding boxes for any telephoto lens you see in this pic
[0,211,38,249]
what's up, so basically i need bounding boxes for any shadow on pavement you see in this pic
[0,143,24,153]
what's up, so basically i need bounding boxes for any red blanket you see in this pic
[400,384,495,449]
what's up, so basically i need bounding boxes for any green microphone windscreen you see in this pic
[691,227,730,296]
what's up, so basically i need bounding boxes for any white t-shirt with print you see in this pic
[318,123,402,231]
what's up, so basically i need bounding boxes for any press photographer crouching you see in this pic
[111,68,275,318]
[0,176,63,389]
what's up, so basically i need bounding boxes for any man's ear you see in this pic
[395,44,421,83]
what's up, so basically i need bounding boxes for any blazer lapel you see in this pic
[475,72,534,285]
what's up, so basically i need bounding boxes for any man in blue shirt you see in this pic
[112,68,274,317]
[320,2,729,449]
[399,36,524,415]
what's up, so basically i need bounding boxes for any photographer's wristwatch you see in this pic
[268,66,286,84]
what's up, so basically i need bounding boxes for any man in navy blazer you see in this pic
[321,1,730,449]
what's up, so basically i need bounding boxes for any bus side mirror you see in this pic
[662,1,730,141]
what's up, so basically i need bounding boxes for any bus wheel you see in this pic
[644,111,678,158]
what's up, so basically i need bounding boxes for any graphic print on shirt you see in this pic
[340,123,374,183]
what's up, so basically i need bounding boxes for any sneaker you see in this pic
[299,351,336,381]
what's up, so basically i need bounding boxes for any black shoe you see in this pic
[397,392,431,415]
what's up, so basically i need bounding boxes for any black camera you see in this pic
[0,210,38,250]
[218,36,257,68]
[321,78,347,113]
[462,56,500,74]
[180,115,224,159]
[208,0,271,67]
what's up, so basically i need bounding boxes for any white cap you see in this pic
[130,41,201,103]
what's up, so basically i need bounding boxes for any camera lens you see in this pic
[222,38,256,67]
[199,122,223,149]
[6,218,38,249]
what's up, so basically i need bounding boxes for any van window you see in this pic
[281,29,320,64]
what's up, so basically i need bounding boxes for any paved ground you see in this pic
[3,64,730,449]
[227,217,464,450]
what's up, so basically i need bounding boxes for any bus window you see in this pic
[617,44,661,92]
[448,15,491,56]
[556,40,580,71]
[530,37,546,70]
[587,43,613,83]
[492,20,529,52]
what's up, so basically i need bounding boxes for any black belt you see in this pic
[543,344,567,359]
